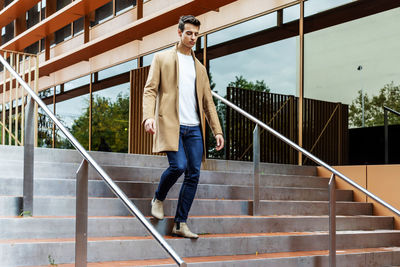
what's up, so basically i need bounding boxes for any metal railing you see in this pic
[0,50,39,147]
[0,56,186,266]
[212,91,400,267]
[384,106,400,164]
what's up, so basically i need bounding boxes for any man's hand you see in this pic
[144,118,156,134]
[215,134,224,151]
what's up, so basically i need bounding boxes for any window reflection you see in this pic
[207,12,277,47]
[142,46,173,67]
[38,88,54,148]
[116,0,136,15]
[92,83,130,153]
[91,2,113,27]
[55,76,90,149]
[283,4,300,23]
[209,37,297,97]
[98,59,137,80]
[305,0,355,17]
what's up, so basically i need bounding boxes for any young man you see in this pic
[142,15,224,239]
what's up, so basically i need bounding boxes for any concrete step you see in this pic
[0,196,373,216]
[0,215,393,239]
[0,161,327,188]
[0,145,317,175]
[87,166,328,188]
[31,247,400,267]
[2,230,400,266]
[0,178,351,201]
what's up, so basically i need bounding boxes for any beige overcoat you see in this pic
[142,44,222,158]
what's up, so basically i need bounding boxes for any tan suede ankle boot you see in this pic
[151,197,164,220]
[172,222,199,239]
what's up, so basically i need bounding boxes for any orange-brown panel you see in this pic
[1,0,112,52]
[317,165,367,203]
[367,165,400,229]
[0,0,41,29]
[38,0,238,76]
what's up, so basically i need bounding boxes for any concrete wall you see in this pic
[317,165,400,229]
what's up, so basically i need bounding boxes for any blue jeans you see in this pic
[155,125,203,223]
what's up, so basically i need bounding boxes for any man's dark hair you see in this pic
[178,15,200,31]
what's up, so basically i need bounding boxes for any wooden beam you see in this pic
[0,0,40,29]
[39,0,237,76]
[137,0,143,20]
[1,0,112,51]
[14,14,27,36]
[45,0,57,61]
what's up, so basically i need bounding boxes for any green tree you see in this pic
[349,82,400,127]
[59,93,129,152]
[207,75,271,159]
[228,75,270,92]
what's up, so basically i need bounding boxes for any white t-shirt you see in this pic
[177,52,200,126]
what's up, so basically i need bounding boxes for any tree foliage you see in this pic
[228,75,270,93]
[52,93,129,152]
[349,82,400,127]
[207,75,270,159]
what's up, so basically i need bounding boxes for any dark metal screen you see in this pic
[220,87,348,165]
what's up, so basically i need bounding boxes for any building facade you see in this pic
[0,0,399,165]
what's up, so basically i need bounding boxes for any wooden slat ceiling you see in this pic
[0,0,41,29]
[1,0,112,51]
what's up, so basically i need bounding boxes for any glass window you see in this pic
[4,0,14,7]
[116,0,136,15]
[305,0,354,17]
[142,46,172,67]
[209,37,297,97]
[304,4,400,164]
[57,0,71,10]
[38,88,54,148]
[55,76,90,149]
[283,4,300,23]
[92,83,130,152]
[40,1,46,21]
[2,22,14,45]
[55,24,72,44]
[207,12,277,47]
[206,11,299,162]
[25,42,39,54]
[64,75,90,92]
[98,59,137,80]
[73,17,84,36]
[91,2,113,27]
[26,4,40,29]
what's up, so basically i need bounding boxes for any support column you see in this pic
[298,1,305,165]
[45,0,57,60]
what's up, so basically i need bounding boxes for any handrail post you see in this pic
[329,174,336,267]
[384,108,388,164]
[253,125,260,216]
[23,95,35,216]
[76,159,89,267]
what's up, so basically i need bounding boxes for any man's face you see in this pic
[178,23,199,49]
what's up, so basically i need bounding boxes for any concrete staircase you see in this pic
[0,145,399,266]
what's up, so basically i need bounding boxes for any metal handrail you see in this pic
[212,91,400,216]
[214,91,400,266]
[384,106,400,164]
[0,56,186,266]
